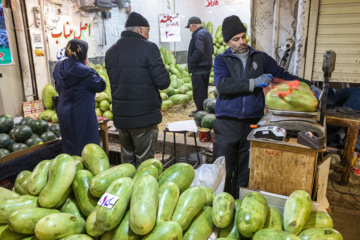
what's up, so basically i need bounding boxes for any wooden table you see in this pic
[98,118,109,157]
[326,110,360,185]
[247,112,326,197]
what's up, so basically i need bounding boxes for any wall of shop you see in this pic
[251,0,309,78]
[1,0,252,116]
[0,7,24,117]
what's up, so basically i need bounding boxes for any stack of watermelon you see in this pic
[40,84,59,123]
[0,115,60,157]
[1,142,344,239]
[194,93,218,130]
[159,47,193,111]
[90,62,113,120]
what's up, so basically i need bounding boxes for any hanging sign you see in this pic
[205,0,219,7]
[0,0,13,65]
[159,13,180,42]
[47,15,94,61]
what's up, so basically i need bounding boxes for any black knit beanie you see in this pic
[222,15,247,43]
[125,12,149,28]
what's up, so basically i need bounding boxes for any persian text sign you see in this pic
[159,14,180,42]
[47,15,93,61]
[205,0,219,7]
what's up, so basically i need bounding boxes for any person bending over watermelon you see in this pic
[53,39,106,156]
[105,12,170,167]
[212,15,321,199]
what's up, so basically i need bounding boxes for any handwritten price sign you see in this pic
[97,193,119,209]
[205,0,219,7]
[159,14,181,42]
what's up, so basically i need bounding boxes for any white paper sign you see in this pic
[159,14,181,42]
[97,193,119,209]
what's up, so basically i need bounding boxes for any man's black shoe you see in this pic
[189,113,195,117]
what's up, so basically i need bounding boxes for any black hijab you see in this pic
[65,39,88,61]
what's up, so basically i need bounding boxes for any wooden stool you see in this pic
[326,110,360,185]
[98,117,109,157]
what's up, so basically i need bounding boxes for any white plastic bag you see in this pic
[191,156,226,194]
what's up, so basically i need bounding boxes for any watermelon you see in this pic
[0,115,14,133]
[298,227,343,240]
[205,99,216,113]
[283,190,312,235]
[30,120,49,135]
[41,131,57,142]
[206,22,213,35]
[203,98,215,110]
[194,111,208,127]
[201,114,216,129]
[49,124,61,137]
[19,117,34,126]
[0,148,10,157]
[169,94,190,105]
[12,125,33,142]
[160,87,175,97]
[0,133,11,148]
[266,83,318,112]
[9,143,28,152]
[42,84,58,109]
[25,136,43,147]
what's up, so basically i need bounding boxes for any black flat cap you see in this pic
[185,16,201,28]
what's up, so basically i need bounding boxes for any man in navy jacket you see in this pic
[213,15,316,198]
[186,16,213,117]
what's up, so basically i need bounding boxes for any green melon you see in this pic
[201,114,216,129]
[0,115,14,133]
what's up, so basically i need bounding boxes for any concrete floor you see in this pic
[107,129,360,240]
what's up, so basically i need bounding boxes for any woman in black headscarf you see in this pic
[53,39,106,156]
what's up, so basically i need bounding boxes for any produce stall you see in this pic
[0,143,343,239]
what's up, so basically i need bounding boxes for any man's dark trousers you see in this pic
[212,117,261,199]
[192,72,210,112]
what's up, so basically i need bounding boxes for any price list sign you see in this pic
[159,13,181,42]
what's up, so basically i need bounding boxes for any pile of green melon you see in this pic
[0,142,343,239]
[159,47,193,111]
[89,63,113,120]
[41,84,59,123]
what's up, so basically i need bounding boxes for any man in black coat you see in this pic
[105,12,170,167]
[186,16,213,117]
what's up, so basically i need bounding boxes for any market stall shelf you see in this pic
[326,109,360,185]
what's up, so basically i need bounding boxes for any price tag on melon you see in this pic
[97,193,119,209]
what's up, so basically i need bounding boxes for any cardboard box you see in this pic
[239,187,329,214]
[0,139,59,165]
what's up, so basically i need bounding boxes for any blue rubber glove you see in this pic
[254,74,273,88]
[310,85,322,99]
